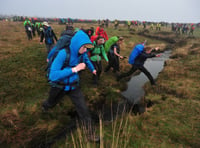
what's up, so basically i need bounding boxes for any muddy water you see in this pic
[121,50,171,104]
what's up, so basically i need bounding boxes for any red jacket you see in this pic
[95,26,108,41]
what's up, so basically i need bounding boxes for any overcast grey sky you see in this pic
[0,0,199,23]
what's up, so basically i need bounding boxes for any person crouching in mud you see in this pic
[117,43,161,85]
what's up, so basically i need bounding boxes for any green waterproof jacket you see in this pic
[24,20,31,26]
[90,41,108,62]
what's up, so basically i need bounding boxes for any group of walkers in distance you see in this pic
[24,18,44,40]
[22,19,194,142]
[23,18,197,42]
[172,23,195,35]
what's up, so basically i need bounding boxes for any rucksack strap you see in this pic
[61,47,70,69]
[44,27,51,35]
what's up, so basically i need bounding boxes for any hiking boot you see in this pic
[112,70,116,73]
[92,80,98,86]
[94,80,99,85]
[151,79,157,86]
[116,76,121,81]
[87,134,100,143]
[41,105,48,113]
[116,74,122,81]
[104,69,108,73]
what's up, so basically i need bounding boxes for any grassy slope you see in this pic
[0,22,199,147]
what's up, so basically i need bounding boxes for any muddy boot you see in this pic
[85,123,100,143]
[92,75,98,86]
[87,133,100,143]
[116,76,120,81]
[116,73,122,81]
[42,100,53,113]
[151,79,156,86]
[41,104,48,113]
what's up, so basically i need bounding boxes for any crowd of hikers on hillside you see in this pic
[22,19,196,142]
[23,18,196,42]
[171,23,195,35]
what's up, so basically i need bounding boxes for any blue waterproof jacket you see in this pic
[49,30,95,91]
[128,44,144,64]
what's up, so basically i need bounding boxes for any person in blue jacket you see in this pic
[40,22,58,53]
[117,43,161,85]
[42,30,99,141]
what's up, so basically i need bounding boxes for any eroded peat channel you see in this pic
[122,50,171,104]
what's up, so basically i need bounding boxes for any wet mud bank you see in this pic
[137,30,176,44]
[27,101,133,148]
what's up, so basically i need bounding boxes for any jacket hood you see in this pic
[69,30,93,56]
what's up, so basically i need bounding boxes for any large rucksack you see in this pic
[128,44,144,64]
[46,34,73,83]
[104,36,118,52]
[44,26,54,44]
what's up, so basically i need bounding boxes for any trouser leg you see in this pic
[96,61,102,79]
[46,44,54,54]
[26,30,31,40]
[105,53,114,72]
[68,88,100,140]
[117,65,137,80]
[113,56,119,72]
[42,86,65,110]
[92,61,98,84]
[68,87,92,126]
[104,62,112,72]
[68,88,97,138]
[28,31,32,40]
[138,66,155,85]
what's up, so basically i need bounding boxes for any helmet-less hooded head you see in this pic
[69,30,93,56]
[68,30,93,66]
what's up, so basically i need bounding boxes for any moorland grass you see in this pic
[0,21,200,147]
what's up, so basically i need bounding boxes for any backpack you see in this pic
[44,27,54,44]
[104,36,118,52]
[46,34,73,83]
[128,44,144,64]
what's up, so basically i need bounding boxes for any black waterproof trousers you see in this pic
[105,53,119,72]
[118,64,155,85]
[42,87,92,126]
[91,61,102,84]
